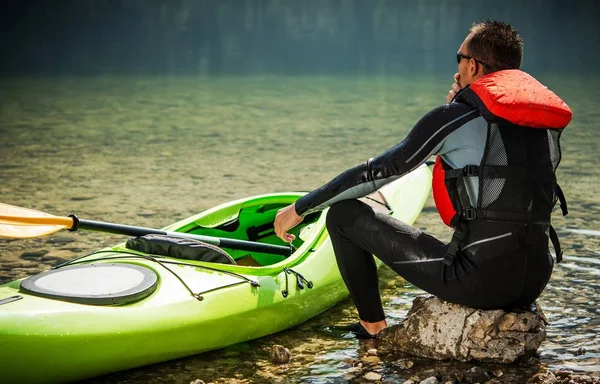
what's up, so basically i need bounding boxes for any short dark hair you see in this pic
[468,20,523,74]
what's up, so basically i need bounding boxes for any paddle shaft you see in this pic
[73,218,293,256]
[0,213,293,256]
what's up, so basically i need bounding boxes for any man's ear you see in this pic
[469,59,478,76]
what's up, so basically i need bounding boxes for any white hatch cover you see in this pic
[20,263,158,305]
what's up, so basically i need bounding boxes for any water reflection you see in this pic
[1,75,598,381]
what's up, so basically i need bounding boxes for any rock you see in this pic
[420,377,440,384]
[342,357,359,367]
[20,250,48,259]
[463,366,491,383]
[268,344,291,364]
[346,366,362,374]
[572,376,593,384]
[367,348,378,356]
[361,355,381,366]
[575,347,587,355]
[395,359,414,370]
[419,369,439,379]
[363,371,382,381]
[544,370,599,384]
[70,195,96,201]
[554,370,573,379]
[528,372,558,384]
[47,236,76,245]
[378,296,547,363]
[190,380,205,384]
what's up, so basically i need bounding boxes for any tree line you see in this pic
[1,0,597,75]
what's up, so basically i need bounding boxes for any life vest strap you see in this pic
[556,183,568,216]
[477,210,551,224]
[444,165,479,179]
[444,223,467,266]
[442,164,480,226]
[549,225,563,263]
[443,162,559,227]
[455,167,478,223]
[445,165,556,182]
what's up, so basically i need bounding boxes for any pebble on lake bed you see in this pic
[419,377,441,384]
[267,344,291,364]
[363,371,382,381]
[20,250,48,260]
[528,370,599,384]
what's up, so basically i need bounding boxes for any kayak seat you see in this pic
[246,222,275,241]
[125,234,237,264]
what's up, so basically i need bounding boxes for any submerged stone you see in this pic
[378,296,547,364]
[420,377,441,384]
[463,366,491,383]
[268,344,291,364]
[363,371,382,381]
[20,250,48,259]
[528,370,599,383]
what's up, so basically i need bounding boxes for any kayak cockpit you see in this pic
[135,189,392,267]
[150,195,324,267]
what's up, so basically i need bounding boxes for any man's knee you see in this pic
[326,199,367,231]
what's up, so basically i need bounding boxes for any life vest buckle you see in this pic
[443,253,455,266]
[462,208,477,220]
[462,165,479,176]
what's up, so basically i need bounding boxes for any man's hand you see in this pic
[445,73,462,103]
[274,204,303,243]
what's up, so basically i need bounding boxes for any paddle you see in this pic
[0,202,293,256]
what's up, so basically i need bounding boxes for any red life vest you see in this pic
[432,70,572,228]
[432,157,456,227]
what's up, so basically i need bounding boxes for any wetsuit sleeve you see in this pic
[294,102,479,216]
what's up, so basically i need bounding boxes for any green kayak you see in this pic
[0,165,431,383]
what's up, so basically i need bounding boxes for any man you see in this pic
[274,20,572,338]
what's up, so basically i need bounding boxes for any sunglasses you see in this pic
[456,51,491,69]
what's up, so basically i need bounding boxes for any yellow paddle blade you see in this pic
[0,203,74,239]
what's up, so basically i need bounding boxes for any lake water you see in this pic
[1,74,598,382]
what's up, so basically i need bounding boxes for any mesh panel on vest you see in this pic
[548,129,562,171]
[478,123,556,223]
[480,123,506,208]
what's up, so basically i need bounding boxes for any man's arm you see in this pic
[294,102,478,216]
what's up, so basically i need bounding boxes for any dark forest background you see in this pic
[1,0,599,76]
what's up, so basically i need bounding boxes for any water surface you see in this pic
[1,75,598,382]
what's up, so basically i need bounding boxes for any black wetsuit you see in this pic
[294,101,554,323]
